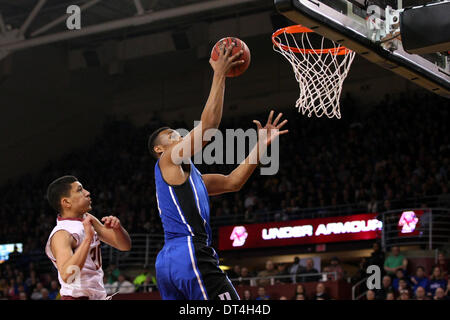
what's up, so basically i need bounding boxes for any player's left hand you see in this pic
[253,110,289,146]
[101,216,121,229]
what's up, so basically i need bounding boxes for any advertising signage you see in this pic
[219,213,382,251]
[0,243,23,264]
[397,210,424,236]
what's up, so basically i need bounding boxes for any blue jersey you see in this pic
[154,159,240,300]
[154,159,212,246]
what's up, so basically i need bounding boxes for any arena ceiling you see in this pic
[0,0,272,59]
[0,0,207,29]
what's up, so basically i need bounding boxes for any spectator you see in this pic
[41,288,50,300]
[242,289,252,300]
[396,278,411,297]
[112,275,135,294]
[410,266,430,292]
[295,293,306,300]
[6,279,17,300]
[275,263,290,284]
[397,289,410,300]
[368,242,385,271]
[133,268,156,292]
[437,253,448,278]
[299,258,321,282]
[257,260,278,286]
[18,292,27,300]
[279,295,288,300]
[16,285,27,300]
[385,291,395,300]
[325,257,345,281]
[140,276,156,293]
[255,286,270,300]
[8,246,21,264]
[414,286,429,300]
[25,270,38,294]
[227,265,241,280]
[352,258,369,284]
[366,289,376,300]
[48,280,60,300]
[289,257,305,283]
[236,267,252,286]
[313,283,331,300]
[384,246,408,276]
[392,269,407,291]
[105,264,121,285]
[376,275,394,300]
[244,191,257,210]
[367,196,378,213]
[428,266,447,297]
[293,284,307,300]
[433,287,449,301]
[30,282,44,300]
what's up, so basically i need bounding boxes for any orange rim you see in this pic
[272,25,352,56]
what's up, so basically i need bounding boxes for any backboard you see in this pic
[274,0,450,98]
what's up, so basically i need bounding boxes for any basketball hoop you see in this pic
[272,25,356,119]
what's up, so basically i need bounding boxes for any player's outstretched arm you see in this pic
[86,213,131,251]
[164,42,244,165]
[203,110,288,196]
[50,216,95,283]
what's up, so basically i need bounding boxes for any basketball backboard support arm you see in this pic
[274,0,450,98]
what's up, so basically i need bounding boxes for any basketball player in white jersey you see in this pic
[45,175,131,300]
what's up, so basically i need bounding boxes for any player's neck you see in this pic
[59,210,84,221]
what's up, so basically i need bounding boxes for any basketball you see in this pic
[210,37,251,77]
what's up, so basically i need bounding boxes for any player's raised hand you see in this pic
[209,41,244,76]
[253,110,289,146]
[101,215,121,230]
[82,215,95,240]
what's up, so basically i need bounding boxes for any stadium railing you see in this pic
[379,207,450,250]
[113,271,340,295]
[210,193,450,230]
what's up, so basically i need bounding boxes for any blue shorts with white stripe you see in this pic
[155,236,240,300]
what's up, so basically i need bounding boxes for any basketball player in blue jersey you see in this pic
[148,42,288,300]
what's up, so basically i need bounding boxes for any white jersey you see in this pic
[45,215,107,300]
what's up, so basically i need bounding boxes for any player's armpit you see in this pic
[202,174,240,196]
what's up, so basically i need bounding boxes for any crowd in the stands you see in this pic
[0,92,449,300]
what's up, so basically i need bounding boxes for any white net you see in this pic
[273,27,356,119]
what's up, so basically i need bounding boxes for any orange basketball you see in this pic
[210,37,251,77]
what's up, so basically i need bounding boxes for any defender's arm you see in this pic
[51,226,93,283]
[86,213,131,251]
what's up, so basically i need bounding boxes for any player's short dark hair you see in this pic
[47,175,78,213]
[148,127,170,159]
